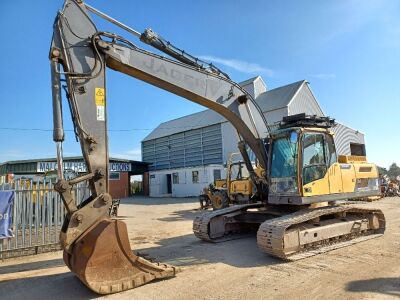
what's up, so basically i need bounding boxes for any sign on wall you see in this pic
[0,191,14,239]
[109,162,131,172]
[37,161,131,173]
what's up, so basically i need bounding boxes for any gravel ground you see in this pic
[0,196,399,300]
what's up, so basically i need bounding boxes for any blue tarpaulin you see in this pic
[0,190,14,238]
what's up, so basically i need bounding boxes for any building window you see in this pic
[150,174,156,184]
[350,143,366,156]
[172,172,179,184]
[109,172,120,180]
[192,171,199,183]
[213,169,221,181]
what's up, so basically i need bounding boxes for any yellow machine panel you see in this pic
[231,180,252,195]
[328,163,343,193]
[302,156,379,199]
[214,179,227,189]
[338,155,366,164]
[302,174,330,197]
[339,164,356,193]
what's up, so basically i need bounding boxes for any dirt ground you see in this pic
[0,196,399,300]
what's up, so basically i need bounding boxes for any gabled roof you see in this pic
[257,80,305,112]
[142,79,307,142]
[239,76,261,86]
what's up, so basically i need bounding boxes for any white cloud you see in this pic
[198,55,274,76]
[111,148,142,161]
[309,73,336,80]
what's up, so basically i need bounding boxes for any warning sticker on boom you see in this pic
[95,88,105,121]
[95,88,105,106]
[97,106,105,121]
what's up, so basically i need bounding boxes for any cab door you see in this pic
[324,134,343,194]
[328,163,343,193]
[302,133,330,196]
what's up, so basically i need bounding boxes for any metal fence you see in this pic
[0,179,90,259]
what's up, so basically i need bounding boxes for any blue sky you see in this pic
[0,0,399,168]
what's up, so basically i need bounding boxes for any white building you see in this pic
[142,77,365,197]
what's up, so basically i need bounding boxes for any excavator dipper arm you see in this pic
[50,0,269,294]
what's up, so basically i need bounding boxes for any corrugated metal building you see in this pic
[142,76,365,197]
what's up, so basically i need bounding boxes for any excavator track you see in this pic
[257,205,385,261]
[193,203,262,241]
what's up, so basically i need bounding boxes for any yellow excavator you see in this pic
[49,0,385,294]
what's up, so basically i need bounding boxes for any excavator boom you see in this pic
[50,0,270,294]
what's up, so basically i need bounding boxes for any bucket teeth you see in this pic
[65,218,177,294]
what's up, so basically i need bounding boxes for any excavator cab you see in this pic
[268,114,380,205]
[269,128,335,198]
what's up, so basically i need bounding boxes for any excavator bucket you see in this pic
[63,218,177,294]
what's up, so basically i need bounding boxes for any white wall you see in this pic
[332,122,365,156]
[288,83,324,116]
[149,165,226,197]
[221,107,289,164]
[264,107,289,124]
[221,122,239,163]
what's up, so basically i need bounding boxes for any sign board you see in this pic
[109,162,131,172]
[37,161,131,173]
[0,191,14,239]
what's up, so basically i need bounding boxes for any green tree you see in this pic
[387,163,400,179]
[377,166,388,176]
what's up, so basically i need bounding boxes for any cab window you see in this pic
[324,134,337,167]
[230,163,249,180]
[302,133,327,184]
